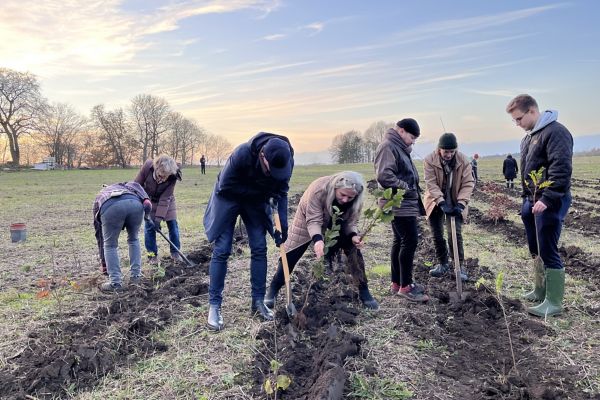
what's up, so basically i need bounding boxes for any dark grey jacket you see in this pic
[374,129,424,217]
[520,118,573,208]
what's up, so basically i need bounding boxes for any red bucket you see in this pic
[10,223,27,243]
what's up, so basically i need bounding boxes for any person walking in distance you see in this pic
[506,94,573,317]
[200,155,206,175]
[374,118,429,302]
[423,133,475,281]
[502,154,519,189]
[470,153,479,184]
[203,132,294,331]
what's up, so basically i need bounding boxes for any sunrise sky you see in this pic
[2,0,599,153]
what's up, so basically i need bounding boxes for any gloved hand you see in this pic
[439,201,453,215]
[273,229,283,247]
[153,217,163,232]
[451,204,465,217]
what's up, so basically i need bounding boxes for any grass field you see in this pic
[0,155,599,399]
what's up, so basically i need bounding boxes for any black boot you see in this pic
[429,263,450,277]
[359,287,379,310]
[251,299,274,321]
[264,280,282,308]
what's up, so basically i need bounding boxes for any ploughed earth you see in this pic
[1,180,599,399]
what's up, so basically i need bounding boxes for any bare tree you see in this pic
[162,112,205,165]
[363,121,392,162]
[206,134,232,167]
[330,130,365,164]
[91,105,136,168]
[35,102,87,167]
[0,68,45,165]
[130,94,170,162]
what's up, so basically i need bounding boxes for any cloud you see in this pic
[262,33,287,41]
[0,0,280,77]
[302,22,324,36]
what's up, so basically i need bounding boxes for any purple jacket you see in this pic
[134,160,181,221]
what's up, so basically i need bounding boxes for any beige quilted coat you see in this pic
[284,176,360,252]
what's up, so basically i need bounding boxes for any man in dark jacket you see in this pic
[374,118,429,302]
[502,154,519,189]
[203,132,294,330]
[506,94,573,317]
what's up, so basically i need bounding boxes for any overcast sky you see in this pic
[2,0,599,152]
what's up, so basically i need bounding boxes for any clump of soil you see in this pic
[0,246,212,399]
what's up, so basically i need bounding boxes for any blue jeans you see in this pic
[144,219,181,256]
[100,197,144,285]
[208,199,269,306]
[521,193,571,270]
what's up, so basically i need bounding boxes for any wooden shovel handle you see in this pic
[272,210,292,306]
[450,216,463,296]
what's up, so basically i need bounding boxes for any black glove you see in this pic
[439,201,453,215]
[281,225,288,243]
[273,229,283,247]
[451,204,465,217]
[153,217,163,232]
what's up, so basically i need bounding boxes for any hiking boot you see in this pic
[359,287,379,310]
[264,285,280,308]
[251,299,274,321]
[397,283,429,302]
[459,268,469,282]
[207,304,224,331]
[429,263,450,277]
[99,282,124,293]
[129,276,142,286]
[390,282,401,295]
[171,253,183,262]
[147,256,158,265]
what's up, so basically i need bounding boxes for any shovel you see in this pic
[449,216,469,302]
[269,199,297,318]
[150,219,198,268]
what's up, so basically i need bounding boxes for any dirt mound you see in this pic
[252,257,367,400]
[0,247,212,399]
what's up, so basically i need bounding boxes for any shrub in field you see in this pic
[479,181,513,224]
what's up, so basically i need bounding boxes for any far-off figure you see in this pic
[502,154,519,189]
[470,153,479,184]
[200,155,206,175]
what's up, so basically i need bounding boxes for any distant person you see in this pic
[200,155,206,175]
[135,155,183,263]
[374,118,429,302]
[470,153,479,184]
[506,94,573,317]
[264,171,379,311]
[93,182,152,292]
[502,154,519,189]
[423,133,475,281]
[204,132,294,331]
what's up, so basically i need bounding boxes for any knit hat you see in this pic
[396,118,420,137]
[262,138,292,181]
[438,133,458,149]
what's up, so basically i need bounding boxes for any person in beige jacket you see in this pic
[264,171,379,310]
[423,133,475,280]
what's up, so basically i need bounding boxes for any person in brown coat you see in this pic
[134,154,182,263]
[264,171,379,310]
[423,133,475,280]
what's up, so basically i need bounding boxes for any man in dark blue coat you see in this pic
[502,154,519,189]
[203,132,294,330]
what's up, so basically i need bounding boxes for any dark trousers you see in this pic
[391,216,418,287]
[269,233,368,292]
[521,193,571,270]
[201,164,206,174]
[428,206,464,266]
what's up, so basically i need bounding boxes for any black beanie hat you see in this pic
[396,118,420,137]
[438,132,458,149]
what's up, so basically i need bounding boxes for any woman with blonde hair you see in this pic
[264,171,379,310]
[135,154,182,263]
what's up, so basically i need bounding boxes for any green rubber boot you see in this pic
[522,259,545,302]
[527,269,564,317]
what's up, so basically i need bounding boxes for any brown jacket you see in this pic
[284,176,359,252]
[423,150,474,219]
[134,160,178,221]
